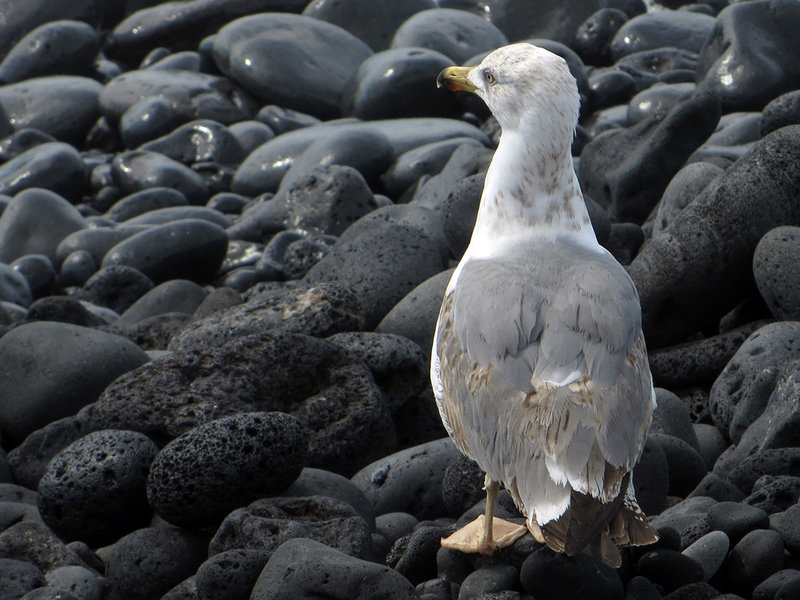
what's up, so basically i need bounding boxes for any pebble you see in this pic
[610,10,715,60]
[520,548,623,600]
[0,187,86,265]
[195,548,269,600]
[729,448,800,495]
[0,20,99,84]
[762,90,800,136]
[708,502,770,545]
[303,0,436,52]
[140,119,245,166]
[628,126,800,347]
[250,537,417,599]
[637,549,705,592]
[696,0,800,111]
[77,265,154,313]
[328,331,426,411]
[723,529,785,596]
[169,283,364,348]
[376,269,451,358]
[212,13,372,120]
[578,91,720,224]
[0,140,87,201]
[305,219,447,328]
[457,564,519,600]
[650,433,707,498]
[682,530,729,582]
[97,526,208,600]
[99,67,257,126]
[110,150,210,204]
[11,255,56,299]
[0,321,148,445]
[344,47,458,120]
[574,8,629,67]
[745,475,800,515]
[391,8,507,64]
[102,219,227,283]
[0,521,85,572]
[351,437,462,520]
[117,278,207,325]
[147,412,307,527]
[0,262,32,307]
[771,505,800,556]
[37,430,158,546]
[753,570,800,600]
[754,226,800,320]
[210,494,373,560]
[0,557,45,599]
[0,76,102,145]
[44,565,104,600]
[119,96,183,149]
[105,187,189,222]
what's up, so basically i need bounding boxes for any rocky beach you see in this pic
[1,0,800,598]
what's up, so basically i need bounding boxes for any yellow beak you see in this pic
[436,66,477,93]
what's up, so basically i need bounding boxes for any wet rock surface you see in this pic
[1,2,800,599]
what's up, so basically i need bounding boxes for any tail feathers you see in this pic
[532,473,658,568]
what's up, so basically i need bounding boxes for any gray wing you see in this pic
[438,237,653,497]
[452,238,642,392]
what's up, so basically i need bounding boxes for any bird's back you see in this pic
[432,234,658,565]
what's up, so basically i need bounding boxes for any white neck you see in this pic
[463,128,597,262]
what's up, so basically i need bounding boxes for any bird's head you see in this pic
[437,43,580,134]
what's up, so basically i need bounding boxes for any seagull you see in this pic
[432,43,658,567]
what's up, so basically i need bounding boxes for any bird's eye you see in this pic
[484,70,496,85]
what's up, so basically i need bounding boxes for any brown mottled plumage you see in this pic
[432,43,658,567]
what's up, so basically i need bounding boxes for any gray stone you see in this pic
[754,226,800,320]
[97,526,207,600]
[0,188,86,265]
[351,438,461,520]
[147,412,307,528]
[95,331,394,476]
[0,76,102,145]
[628,127,800,347]
[305,220,448,328]
[209,495,372,561]
[211,13,372,119]
[391,8,507,64]
[0,20,99,84]
[38,429,158,545]
[682,530,729,582]
[0,322,148,445]
[250,537,417,600]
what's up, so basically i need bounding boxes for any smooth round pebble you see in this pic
[708,501,769,543]
[0,187,86,265]
[0,321,149,445]
[102,218,228,284]
[147,412,308,527]
[351,438,461,521]
[681,530,729,582]
[520,548,623,600]
[723,529,785,595]
[250,537,417,600]
[78,265,154,313]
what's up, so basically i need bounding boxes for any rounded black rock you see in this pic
[147,411,308,528]
[37,429,158,546]
[520,547,623,600]
[708,501,769,544]
[636,549,704,592]
[573,8,629,66]
[723,529,786,595]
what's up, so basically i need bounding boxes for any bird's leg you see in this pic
[440,475,527,555]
